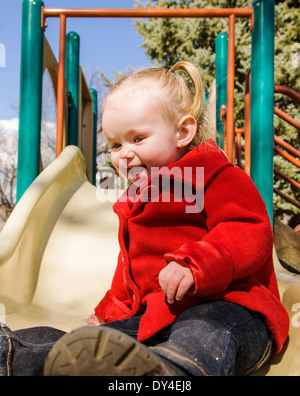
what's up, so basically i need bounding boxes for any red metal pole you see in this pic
[56,14,67,157]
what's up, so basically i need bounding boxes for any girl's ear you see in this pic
[176,115,197,148]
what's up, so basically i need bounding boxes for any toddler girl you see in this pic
[45,61,289,376]
[1,61,289,376]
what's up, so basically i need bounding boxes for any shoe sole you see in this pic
[44,326,171,376]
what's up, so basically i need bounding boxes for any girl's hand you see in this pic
[87,314,104,326]
[158,261,195,304]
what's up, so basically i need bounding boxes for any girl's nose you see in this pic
[120,145,135,160]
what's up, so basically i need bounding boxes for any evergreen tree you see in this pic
[134,0,299,223]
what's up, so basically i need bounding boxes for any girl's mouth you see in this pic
[128,166,148,183]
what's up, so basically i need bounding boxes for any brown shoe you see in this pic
[44,326,186,376]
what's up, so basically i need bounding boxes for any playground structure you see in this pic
[0,0,299,375]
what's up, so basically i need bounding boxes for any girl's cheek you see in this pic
[111,154,119,170]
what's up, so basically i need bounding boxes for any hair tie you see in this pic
[169,67,175,74]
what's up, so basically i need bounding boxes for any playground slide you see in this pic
[0,145,299,375]
[257,247,300,376]
[0,146,119,332]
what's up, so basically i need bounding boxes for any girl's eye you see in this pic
[111,143,121,150]
[134,137,144,143]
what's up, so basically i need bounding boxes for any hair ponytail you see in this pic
[170,61,216,147]
[171,61,205,123]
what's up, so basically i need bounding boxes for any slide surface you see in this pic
[0,145,299,375]
[0,146,119,332]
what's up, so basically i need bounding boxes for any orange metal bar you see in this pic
[274,167,300,190]
[275,85,300,104]
[244,70,251,176]
[274,135,300,158]
[226,14,236,164]
[56,14,67,157]
[43,8,253,20]
[274,145,300,168]
[235,128,243,169]
[274,106,300,130]
[41,7,254,160]
[235,128,244,134]
[273,188,300,210]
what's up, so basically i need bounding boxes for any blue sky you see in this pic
[0,0,153,120]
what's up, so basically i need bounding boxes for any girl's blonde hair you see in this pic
[102,61,215,148]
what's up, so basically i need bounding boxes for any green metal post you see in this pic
[65,32,80,146]
[17,0,44,201]
[215,33,228,148]
[250,0,275,224]
[90,88,98,186]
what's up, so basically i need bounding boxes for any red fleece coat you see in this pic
[95,140,289,354]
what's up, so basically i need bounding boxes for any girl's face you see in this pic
[102,89,191,184]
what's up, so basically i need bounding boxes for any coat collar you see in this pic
[113,140,232,217]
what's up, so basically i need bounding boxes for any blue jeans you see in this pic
[0,301,273,376]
